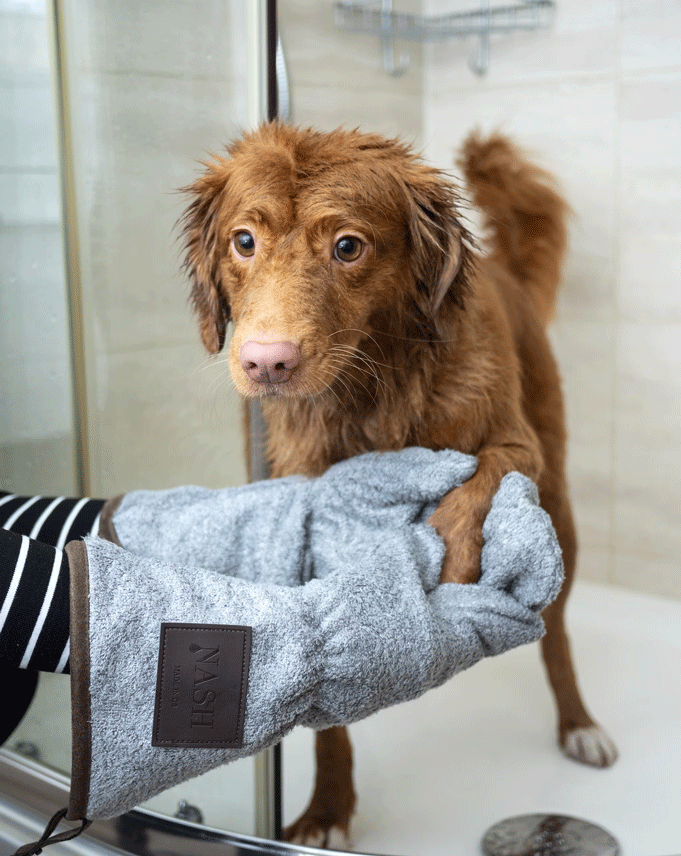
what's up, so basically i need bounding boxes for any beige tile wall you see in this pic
[278,0,424,142]
[423,0,681,599]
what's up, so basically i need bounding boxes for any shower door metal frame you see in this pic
[248,0,283,843]
[48,0,89,497]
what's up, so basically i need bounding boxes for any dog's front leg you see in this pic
[429,438,543,584]
[283,725,356,848]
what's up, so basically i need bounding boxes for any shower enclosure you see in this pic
[3,0,681,854]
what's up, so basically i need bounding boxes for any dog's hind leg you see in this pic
[283,725,357,849]
[539,475,619,768]
[514,307,618,769]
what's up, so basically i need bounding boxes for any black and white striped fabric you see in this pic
[1,492,105,673]
[0,494,103,547]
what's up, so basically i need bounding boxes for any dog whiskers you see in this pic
[190,355,230,383]
[205,370,237,400]
[325,353,380,399]
[327,342,392,374]
[196,356,233,373]
[371,329,457,345]
[324,382,349,415]
[328,364,362,409]
[328,360,386,405]
[326,345,390,397]
[327,328,387,362]
[306,365,350,414]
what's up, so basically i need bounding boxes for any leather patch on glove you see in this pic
[152,623,251,748]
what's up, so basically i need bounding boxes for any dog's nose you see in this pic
[239,341,300,384]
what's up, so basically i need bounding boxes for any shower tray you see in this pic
[0,749,357,856]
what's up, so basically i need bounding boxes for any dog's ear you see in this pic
[402,169,471,314]
[180,162,232,354]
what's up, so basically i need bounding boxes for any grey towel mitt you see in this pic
[102,446,479,584]
[59,449,562,825]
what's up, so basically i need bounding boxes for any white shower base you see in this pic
[283,580,681,856]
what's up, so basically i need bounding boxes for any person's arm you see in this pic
[0,492,104,546]
[0,527,71,674]
[0,450,476,675]
[1,493,105,674]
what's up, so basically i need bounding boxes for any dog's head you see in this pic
[181,123,471,399]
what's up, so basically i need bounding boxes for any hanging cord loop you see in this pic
[13,807,91,856]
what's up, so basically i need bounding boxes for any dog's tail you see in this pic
[458,131,570,327]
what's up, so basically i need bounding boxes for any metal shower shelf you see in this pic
[333,0,555,76]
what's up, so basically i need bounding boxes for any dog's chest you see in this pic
[264,390,440,479]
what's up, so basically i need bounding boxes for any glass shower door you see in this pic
[1,0,273,840]
[0,0,77,500]
[58,0,252,500]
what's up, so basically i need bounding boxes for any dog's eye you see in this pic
[233,231,256,258]
[334,236,363,263]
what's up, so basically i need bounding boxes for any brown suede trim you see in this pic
[64,540,92,822]
[98,495,124,546]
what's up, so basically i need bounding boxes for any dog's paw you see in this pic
[284,817,352,851]
[561,724,618,768]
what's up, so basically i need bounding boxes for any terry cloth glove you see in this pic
[99,446,479,584]
[57,450,562,826]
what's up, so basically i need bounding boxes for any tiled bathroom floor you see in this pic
[283,581,681,856]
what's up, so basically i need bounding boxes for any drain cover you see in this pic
[481,814,620,856]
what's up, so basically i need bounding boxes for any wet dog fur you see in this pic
[181,123,617,848]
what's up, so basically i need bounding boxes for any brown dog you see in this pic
[181,123,618,848]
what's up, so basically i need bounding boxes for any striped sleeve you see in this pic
[0,491,104,674]
[0,492,104,546]
[0,528,71,673]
